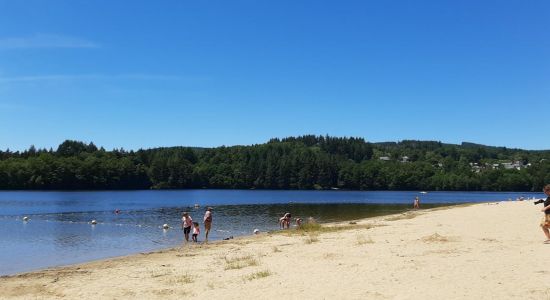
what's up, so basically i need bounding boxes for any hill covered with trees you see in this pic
[1,136,550,191]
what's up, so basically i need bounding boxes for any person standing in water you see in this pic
[192,222,200,242]
[278,212,291,229]
[181,212,193,242]
[203,207,213,241]
[413,196,420,209]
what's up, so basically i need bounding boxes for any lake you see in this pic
[0,190,540,275]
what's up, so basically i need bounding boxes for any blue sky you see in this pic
[0,0,549,151]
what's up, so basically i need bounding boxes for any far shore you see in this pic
[2,200,550,299]
[0,188,542,192]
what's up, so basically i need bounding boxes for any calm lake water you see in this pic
[0,190,540,275]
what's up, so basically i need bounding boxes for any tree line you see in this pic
[1,136,550,191]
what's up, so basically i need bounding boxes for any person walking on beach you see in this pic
[413,196,420,209]
[181,212,193,242]
[203,207,213,241]
[540,184,550,243]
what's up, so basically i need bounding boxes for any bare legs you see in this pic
[204,223,211,241]
[542,225,550,241]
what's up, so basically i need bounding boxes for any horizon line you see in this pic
[1,137,547,153]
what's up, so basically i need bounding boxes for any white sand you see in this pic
[1,200,550,299]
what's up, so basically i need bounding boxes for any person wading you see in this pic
[203,207,213,241]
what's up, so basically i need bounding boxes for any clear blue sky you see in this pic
[0,0,549,151]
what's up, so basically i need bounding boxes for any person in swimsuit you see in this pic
[203,207,213,241]
[181,212,193,242]
[539,184,550,244]
[413,196,420,209]
[278,212,291,229]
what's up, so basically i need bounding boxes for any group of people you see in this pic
[180,195,420,242]
[181,206,307,243]
[181,207,213,243]
[278,212,303,229]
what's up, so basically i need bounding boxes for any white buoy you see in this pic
[163,224,169,229]
[91,220,97,225]
[253,229,260,234]
[23,216,29,222]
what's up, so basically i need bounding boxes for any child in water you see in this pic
[192,222,200,242]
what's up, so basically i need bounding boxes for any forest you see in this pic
[1,136,550,191]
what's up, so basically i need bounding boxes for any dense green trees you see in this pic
[1,136,549,191]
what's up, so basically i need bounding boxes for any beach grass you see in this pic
[421,233,451,243]
[224,254,259,270]
[304,234,319,244]
[355,234,374,245]
[384,212,418,221]
[282,222,376,235]
[322,252,338,259]
[297,222,323,232]
[170,273,194,284]
[149,269,173,278]
[243,270,272,281]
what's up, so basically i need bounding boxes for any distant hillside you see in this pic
[1,135,550,191]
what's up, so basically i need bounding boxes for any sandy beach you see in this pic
[1,200,550,300]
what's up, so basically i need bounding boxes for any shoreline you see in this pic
[0,204,460,277]
[0,203,460,277]
[2,201,550,299]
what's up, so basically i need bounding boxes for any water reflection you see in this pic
[0,190,536,217]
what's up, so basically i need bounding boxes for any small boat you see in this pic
[419,191,428,194]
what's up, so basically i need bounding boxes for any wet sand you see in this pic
[1,200,549,299]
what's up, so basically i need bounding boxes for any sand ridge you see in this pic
[1,201,550,299]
